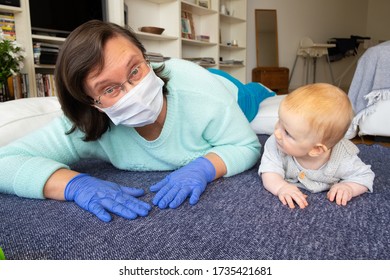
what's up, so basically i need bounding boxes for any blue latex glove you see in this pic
[150,157,216,209]
[65,174,152,222]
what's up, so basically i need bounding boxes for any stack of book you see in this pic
[33,42,60,65]
[195,35,210,42]
[184,57,216,67]
[219,59,244,66]
[0,12,16,41]
[145,52,165,62]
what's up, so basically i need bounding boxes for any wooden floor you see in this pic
[352,135,390,147]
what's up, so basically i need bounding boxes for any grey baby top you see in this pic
[258,134,375,193]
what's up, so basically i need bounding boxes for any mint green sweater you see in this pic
[0,59,261,199]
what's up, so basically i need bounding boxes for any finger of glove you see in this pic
[168,186,193,208]
[114,193,152,215]
[156,184,182,209]
[151,183,173,206]
[100,198,140,220]
[120,186,145,197]
[87,202,113,222]
[189,187,203,205]
[150,178,169,192]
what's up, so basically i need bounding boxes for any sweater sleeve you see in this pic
[0,116,97,199]
[203,96,261,177]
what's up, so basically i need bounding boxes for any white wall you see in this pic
[247,0,369,91]
[367,0,390,42]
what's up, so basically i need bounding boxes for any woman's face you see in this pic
[85,35,148,108]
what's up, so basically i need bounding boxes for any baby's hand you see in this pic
[277,183,308,209]
[327,183,353,206]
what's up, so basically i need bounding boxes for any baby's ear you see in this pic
[308,143,328,157]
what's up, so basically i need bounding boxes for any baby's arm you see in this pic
[327,182,368,206]
[262,172,308,209]
[326,146,374,206]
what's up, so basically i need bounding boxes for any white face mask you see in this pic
[99,69,164,127]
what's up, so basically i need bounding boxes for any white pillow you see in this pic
[250,95,285,135]
[0,97,62,147]
[358,99,390,137]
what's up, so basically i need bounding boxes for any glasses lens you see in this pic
[104,85,122,97]
[96,61,150,107]
[129,62,149,85]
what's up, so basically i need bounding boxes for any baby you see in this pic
[258,83,374,209]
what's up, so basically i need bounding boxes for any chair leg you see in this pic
[326,54,335,84]
[289,55,299,86]
[305,57,310,84]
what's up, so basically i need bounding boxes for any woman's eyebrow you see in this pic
[91,58,135,91]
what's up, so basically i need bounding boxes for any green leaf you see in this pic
[0,247,5,260]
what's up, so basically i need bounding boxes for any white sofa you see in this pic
[0,97,63,147]
[0,95,284,147]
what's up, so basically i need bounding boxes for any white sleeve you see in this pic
[339,154,375,192]
[258,134,285,177]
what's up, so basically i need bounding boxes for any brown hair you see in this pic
[55,20,169,141]
[280,83,354,148]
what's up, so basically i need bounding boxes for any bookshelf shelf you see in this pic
[134,31,178,41]
[182,38,218,46]
[181,1,218,16]
[0,4,23,13]
[31,34,66,43]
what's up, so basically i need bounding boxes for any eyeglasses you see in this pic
[94,60,150,106]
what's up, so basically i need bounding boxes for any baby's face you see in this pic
[274,109,319,158]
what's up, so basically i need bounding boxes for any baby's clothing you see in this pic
[258,134,375,193]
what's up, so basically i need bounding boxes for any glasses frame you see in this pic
[94,60,150,106]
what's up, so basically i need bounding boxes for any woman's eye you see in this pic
[130,66,142,80]
[131,67,139,76]
[104,87,115,94]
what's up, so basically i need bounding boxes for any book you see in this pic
[33,42,60,65]
[0,12,16,41]
[35,73,57,97]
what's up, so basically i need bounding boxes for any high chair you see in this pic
[289,37,336,86]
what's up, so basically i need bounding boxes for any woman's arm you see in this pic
[43,168,80,200]
[204,152,227,179]
[0,116,95,199]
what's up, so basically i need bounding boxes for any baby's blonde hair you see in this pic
[280,83,354,148]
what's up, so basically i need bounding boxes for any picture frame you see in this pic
[196,0,211,9]
[181,18,192,35]
[181,11,195,39]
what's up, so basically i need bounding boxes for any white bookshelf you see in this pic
[121,0,247,82]
[1,0,247,99]
[1,1,35,97]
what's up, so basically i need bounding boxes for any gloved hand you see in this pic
[65,174,151,222]
[150,157,216,209]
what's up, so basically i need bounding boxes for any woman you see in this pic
[0,20,272,222]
